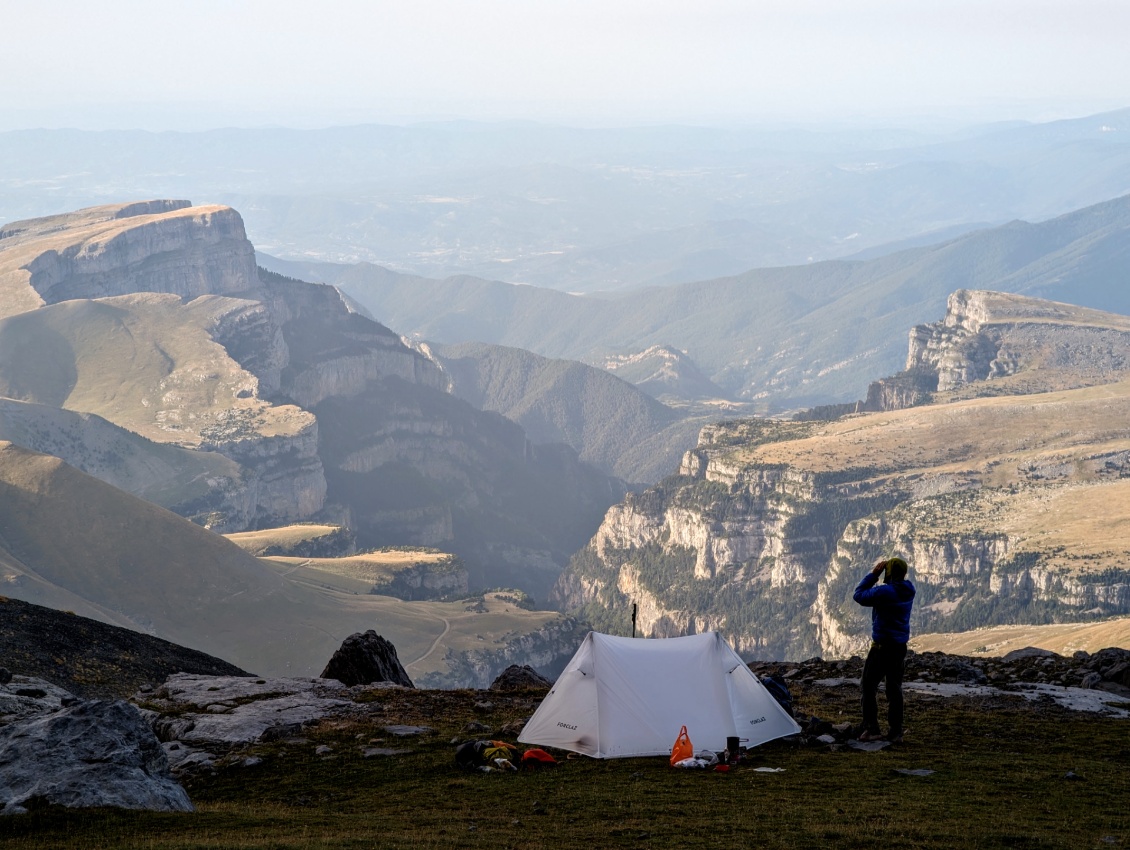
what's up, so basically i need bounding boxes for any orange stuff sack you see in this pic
[669,725,694,766]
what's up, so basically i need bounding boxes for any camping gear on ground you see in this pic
[455,739,519,771]
[670,725,694,766]
[518,631,802,758]
[520,748,558,769]
[759,674,794,716]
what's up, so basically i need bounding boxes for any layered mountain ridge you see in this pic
[0,200,625,605]
[552,290,1130,658]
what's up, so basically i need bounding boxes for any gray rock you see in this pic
[321,631,414,688]
[0,676,75,724]
[1080,672,1104,689]
[0,700,192,815]
[1001,647,1060,662]
[489,665,552,690]
[848,740,890,752]
[384,725,434,737]
[161,742,215,776]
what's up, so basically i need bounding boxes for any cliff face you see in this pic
[1,202,257,317]
[852,289,1130,414]
[0,201,624,599]
[554,291,1130,659]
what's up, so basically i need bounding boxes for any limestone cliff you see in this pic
[554,291,1130,659]
[0,201,257,318]
[857,289,1130,412]
[0,202,625,598]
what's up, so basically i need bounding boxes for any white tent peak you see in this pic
[518,631,801,758]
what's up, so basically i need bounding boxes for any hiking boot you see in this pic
[887,728,907,745]
[857,730,886,743]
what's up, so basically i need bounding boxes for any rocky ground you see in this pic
[2,643,1128,818]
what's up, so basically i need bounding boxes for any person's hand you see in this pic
[871,560,887,576]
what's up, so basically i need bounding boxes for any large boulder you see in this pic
[0,699,193,815]
[320,631,414,688]
[489,664,552,690]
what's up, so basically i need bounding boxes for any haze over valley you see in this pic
[3,1,1130,697]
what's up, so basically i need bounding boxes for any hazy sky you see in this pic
[3,0,1128,129]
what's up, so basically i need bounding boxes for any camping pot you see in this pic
[726,736,740,754]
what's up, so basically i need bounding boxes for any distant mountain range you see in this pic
[294,191,1130,411]
[3,109,1129,291]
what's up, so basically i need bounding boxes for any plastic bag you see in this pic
[670,725,694,767]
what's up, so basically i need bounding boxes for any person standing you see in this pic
[853,557,915,743]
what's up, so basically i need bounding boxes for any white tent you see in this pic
[518,631,801,758]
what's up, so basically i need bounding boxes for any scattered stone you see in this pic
[141,674,353,749]
[489,665,551,691]
[462,721,491,735]
[363,747,409,757]
[893,769,935,777]
[848,740,890,752]
[473,701,494,712]
[499,719,527,737]
[0,676,77,723]
[1081,672,1104,689]
[1063,770,1085,781]
[240,756,263,768]
[260,722,304,742]
[315,745,333,756]
[384,725,434,737]
[1002,647,1060,662]
[0,700,193,815]
[320,631,414,688]
[816,734,836,744]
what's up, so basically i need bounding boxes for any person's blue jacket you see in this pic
[853,572,916,644]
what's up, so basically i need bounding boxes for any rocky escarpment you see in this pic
[857,289,1130,412]
[554,291,1130,660]
[0,201,626,597]
[552,428,902,659]
[263,272,447,409]
[0,202,258,315]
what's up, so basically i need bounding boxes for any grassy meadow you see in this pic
[4,684,1127,849]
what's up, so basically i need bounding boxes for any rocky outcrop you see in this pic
[489,664,552,690]
[320,631,414,688]
[0,696,193,815]
[905,289,1130,395]
[416,616,589,690]
[13,204,258,308]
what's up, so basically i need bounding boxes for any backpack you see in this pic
[759,674,794,717]
[454,739,519,770]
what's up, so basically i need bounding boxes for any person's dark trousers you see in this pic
[860,640,908,736]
